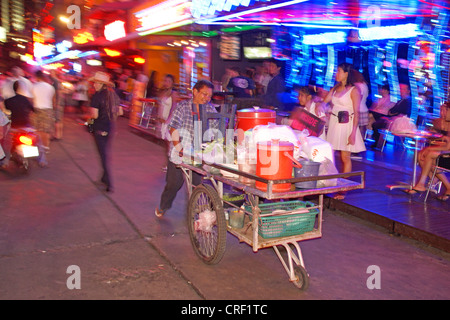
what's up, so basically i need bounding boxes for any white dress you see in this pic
[326,87,366,153]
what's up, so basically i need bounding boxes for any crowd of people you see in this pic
[1,60,449,205]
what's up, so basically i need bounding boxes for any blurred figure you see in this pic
[221,67,233,91]
[290,86,327,139]
[158,74,179,140]
[72,77,89,114]
[146,70,159,98]
[352,70,369,138]
[49,69,64,140]
[2,66,33,100]
[368,84,395,129]
[254,62,271,96]
[89,71,122,192]
[404,103,450,199]
[31,70,55,155]
[3,81,48,168]
[226,66,255,98]
[0,98,10,165]
[263,59,286,110]
[370,83,412,148]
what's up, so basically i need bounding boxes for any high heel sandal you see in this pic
[437,193,450,201]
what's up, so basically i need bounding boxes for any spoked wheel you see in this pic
[292,265,309,291]
[187,184,227,265]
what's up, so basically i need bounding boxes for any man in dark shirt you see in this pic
[226,67,255,98]
[371,83,412,148]
[263,58,286,110]
[4,81,34,128]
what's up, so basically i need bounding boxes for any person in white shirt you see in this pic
[31,70,56,153]
[1,66,33,100]
[352,70,369,139]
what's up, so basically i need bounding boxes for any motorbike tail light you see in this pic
[19,135,34,146]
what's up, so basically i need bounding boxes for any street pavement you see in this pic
[1,114,450,302]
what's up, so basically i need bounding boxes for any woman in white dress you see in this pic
[324,63,366,199]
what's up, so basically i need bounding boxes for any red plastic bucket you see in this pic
[236,107,276,132]
[256,140,294,192]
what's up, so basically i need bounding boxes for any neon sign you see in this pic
[190,0,258,18]
[135,0,192,36]
[73,31,94,44]
[104,20,126,41]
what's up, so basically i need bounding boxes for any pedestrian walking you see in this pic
[49,69,64,140]
[88,71,122,192]
[72,77,89,114]
[1,66,33,100]
[155,80,217,218]
[31,70,56,156]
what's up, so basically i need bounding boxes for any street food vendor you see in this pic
[155,80,218,218]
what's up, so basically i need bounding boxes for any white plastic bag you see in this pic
[390,116,417,134]
[251,123,302,159]
[194,210,217,233]
[316,157,338,187]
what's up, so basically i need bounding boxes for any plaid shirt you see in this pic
[168,99,218,163]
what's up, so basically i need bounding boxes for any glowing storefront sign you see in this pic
[358,24,421,41]
[104,20,126,41]
[135,0,192,36]
[73,31,94,44]
[191,0,261,19]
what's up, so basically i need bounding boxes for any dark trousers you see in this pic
[371,117,389,146]
[159,160,202,212]
[94,131,112,187]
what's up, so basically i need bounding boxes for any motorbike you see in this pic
[9,127,40,172]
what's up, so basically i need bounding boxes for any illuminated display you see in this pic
[73,31,94,44]
[358,24,421,41]
[191,0,265,19]
[104,20,126,41]
[104,48,121,57]
[135,0,192,35]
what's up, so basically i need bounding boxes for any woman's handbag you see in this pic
[331,111,352,124]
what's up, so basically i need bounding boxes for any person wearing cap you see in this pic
[89,71,122,192]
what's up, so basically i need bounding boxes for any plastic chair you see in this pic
[199,103,237,144]
[424,152,450,202]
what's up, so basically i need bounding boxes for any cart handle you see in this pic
[284,152,302,169]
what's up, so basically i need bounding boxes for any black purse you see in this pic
[332,111,352,124]
[337,111,350,123]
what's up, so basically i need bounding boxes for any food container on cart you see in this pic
[255,140,294,192]
[236,107,276,132]
[294,159,321,189]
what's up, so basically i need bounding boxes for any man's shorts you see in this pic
[32,108,55,133]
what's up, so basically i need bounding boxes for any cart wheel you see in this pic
[292,265,309,291]
[187,184,227,265]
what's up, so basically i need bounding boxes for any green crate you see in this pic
[246,200,319,239]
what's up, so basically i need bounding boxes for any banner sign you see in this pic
[290,108,325,137]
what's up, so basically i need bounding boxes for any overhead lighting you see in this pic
[104,48,121,57]
[134,56,146,64]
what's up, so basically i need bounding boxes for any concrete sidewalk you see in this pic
[1,115,449,300]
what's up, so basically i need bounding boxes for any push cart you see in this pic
[179,160,364,290]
